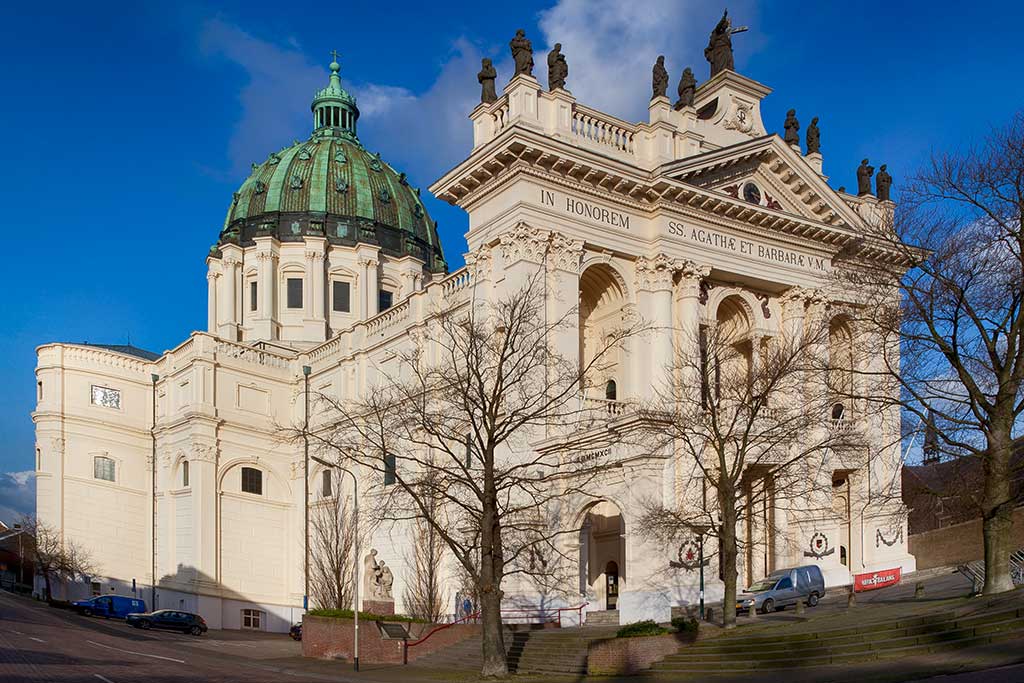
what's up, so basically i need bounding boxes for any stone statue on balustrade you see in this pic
[510,29,534,77]
[652,55,669,99]
[806,117,821,155]
[876,164,893,201]
[704,10,747,78]
[547,43,568,91]
[478,58,497,104]
[857,159,875,196]
[783,109,800,147]
[674,67,696,110]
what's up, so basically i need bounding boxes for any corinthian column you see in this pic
[675,260,712,395]
[634,254,680,398]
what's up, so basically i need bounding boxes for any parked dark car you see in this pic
[126,609,208,636]
[289,623,302,641]
[72,596,146,619]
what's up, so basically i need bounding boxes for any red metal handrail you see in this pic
[556,602,589,627]
[406,610,480,648]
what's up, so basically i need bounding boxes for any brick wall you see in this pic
[909,507,1024,570]
[587,632,692,675]
[302,615,479,664]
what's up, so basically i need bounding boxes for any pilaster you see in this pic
[634,254,680,397]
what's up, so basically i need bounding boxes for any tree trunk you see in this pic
[42,571,52,602]
[720,503,739,629]
[982,434,1015,594]
[479,582,506,676]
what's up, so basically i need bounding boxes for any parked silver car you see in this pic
[736,565,825,614]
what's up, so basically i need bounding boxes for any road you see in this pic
[0,591,360,683]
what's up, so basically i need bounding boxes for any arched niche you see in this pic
[579,263,629,399]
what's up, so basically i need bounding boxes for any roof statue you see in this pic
[674,67,697,110]
[783,109,800,146]
[876,164,893,201]
[857,159,875,196]
[547,43,568,91]
[478,58,498,104]
[652,55,669,99]
[510,29,534,77]
[806,117,821,155]
[704,10,748,78]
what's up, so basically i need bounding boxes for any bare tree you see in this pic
[843,113,1024,594]
[301,270,643,676]
[308,493,358,611]
[402,501,447,623]
[638,314,845,628]
[18,515,95,602]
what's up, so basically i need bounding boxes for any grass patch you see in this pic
[306,608,430,623]
[616,620,669,638]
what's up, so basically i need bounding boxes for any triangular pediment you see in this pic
[661,136,866,230]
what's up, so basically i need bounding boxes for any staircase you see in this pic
[412,623,619,675]
[651,593,1024,678]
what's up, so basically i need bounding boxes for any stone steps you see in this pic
[653,598,1024,675]
[411,623,618,675]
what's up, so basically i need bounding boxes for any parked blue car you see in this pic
[72,595,147,619]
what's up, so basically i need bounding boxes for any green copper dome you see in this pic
[214,59,446,272]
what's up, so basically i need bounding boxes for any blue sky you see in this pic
[1,0,1022,522]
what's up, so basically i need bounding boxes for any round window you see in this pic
[742,182,762,205]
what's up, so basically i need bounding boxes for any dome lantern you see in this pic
[312,52,359,139]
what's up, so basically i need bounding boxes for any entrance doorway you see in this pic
[578,500,625,611]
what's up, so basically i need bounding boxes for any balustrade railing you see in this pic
[582,396,629,417]
[215,339,292,370]
[572,105,637,156]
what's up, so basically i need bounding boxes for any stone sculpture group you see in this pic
[363,548,394,600]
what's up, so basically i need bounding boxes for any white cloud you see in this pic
[0,470,35,527]
[536,0,758,122]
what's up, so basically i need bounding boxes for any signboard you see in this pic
[377,622,410,640]
[853,567,902,592]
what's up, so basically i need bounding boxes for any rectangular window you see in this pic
[332,281,351,313]
[91,385,121,409]
[287,278,303,309]
[322,470,332,497]
[37,381,43,400]
[94,456,115,482]
[91,581,101,597]
[384,453,396,486]
[378,290,393,312]
[241,467,263,495]
[241,609,263,630]
[250,281,258,312]
[182,460,190,488]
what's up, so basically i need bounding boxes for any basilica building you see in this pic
[33,39,915,631]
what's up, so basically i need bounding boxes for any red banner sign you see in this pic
[853,567,902,592]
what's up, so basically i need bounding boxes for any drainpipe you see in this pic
[151,372,159,610]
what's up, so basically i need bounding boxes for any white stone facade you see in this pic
[34,67,914,632]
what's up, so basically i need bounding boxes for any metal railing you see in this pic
[958,549,1024,593]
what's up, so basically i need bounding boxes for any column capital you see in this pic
[547,231,585,273]
[634,253,679,292]
[465,245,494,280]
[499,221,550,265]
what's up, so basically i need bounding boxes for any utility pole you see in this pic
[303,365,311,612]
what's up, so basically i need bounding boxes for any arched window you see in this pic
[182,460,190,487]
[605,379,617,401]
[384,453,396,486]
[241,467,263,495]
[831,402,845,423]
[94,456,115,482]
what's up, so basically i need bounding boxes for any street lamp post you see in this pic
[311,455,360,672]
[693,524,709,621]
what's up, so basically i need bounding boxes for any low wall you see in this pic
[302,615,480,664]
[587,632,694,675]
[909,508,1024,570]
